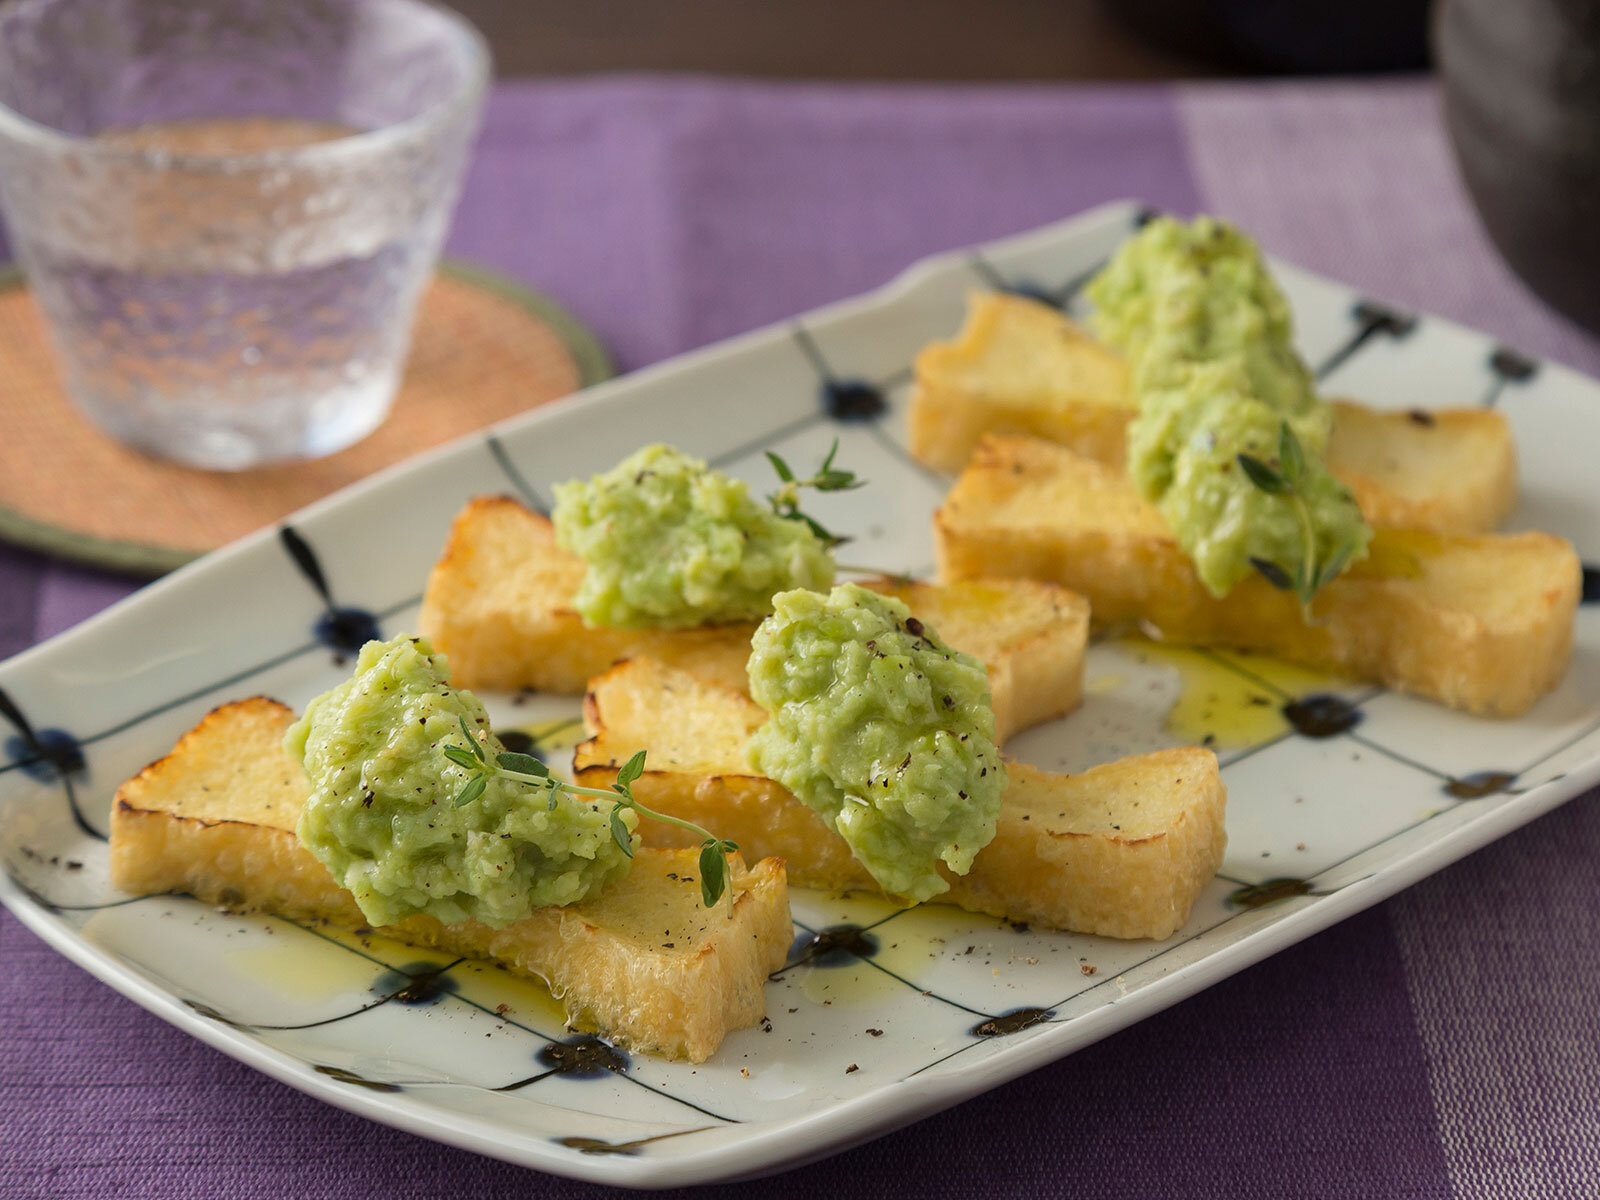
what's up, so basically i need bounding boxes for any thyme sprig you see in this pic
[1237,421,1355,617]
[443,717,740,911]
[766,438,865,548]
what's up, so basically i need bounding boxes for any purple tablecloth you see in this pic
[6,76,1600,1199]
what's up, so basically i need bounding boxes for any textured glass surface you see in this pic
[0,0,488,469]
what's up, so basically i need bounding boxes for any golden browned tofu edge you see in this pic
[907,292,1518,534]
[418,496,1088,740]
[109,697,792,1062]
[909,292,1131,473]
[868,576,1088,742]
[1325,401,1518,535]
[417,495,755,694]
[934,435,1579,717]
[575,658,1227,940]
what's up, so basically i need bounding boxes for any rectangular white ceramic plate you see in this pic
[5,201,1599,1188]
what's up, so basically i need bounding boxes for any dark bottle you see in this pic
[1437,0,1600,333]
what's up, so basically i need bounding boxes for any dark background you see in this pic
[449,0,1433,80]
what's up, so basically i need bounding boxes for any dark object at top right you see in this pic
[1438,0,1600,335]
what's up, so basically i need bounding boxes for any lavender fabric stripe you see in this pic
[0,543,44,659]
[449,77,1207,370]
[1180,77,1600,1198]
[1390,802,1600,1199]
[4,78,1216,1200]
[33,562,140,643]
[1180,78,1465,1200]
[0,76,1556,1199]
[0,907,1454,1200]
[1175,78,1600,377]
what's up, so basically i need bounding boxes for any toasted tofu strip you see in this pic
[869,576,1086,746]
[1323,401,1518,536]
[418,496,1088,741]
[575,659,1227,941]
[909,292,1518,533]
[109,698,791,1062]
[418,496,756,695]
[935,435,1579,717]
[911,290,1135,470]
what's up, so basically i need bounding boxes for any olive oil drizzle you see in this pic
[376,960,463,1007]
[1119,637,1361,750]
[177,914,741,1119]
[775,921,1002,1019]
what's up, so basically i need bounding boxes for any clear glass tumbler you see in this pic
[0,0,489,470]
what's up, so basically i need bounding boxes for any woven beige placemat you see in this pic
[0,262,612,576]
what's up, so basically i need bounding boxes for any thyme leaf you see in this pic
[449,746,739,911]
[1236,452,1287,495]
[766,438,865,548]
[1278,420,1305,485]
[457,716,486,761]
[1248,556,1295,591]
[1238,421,1354,617]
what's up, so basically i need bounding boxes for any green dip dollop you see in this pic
[746,584,1006,903]
[1086,215,1371,598]
[552,443,836,629]
[287,635,634,929]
